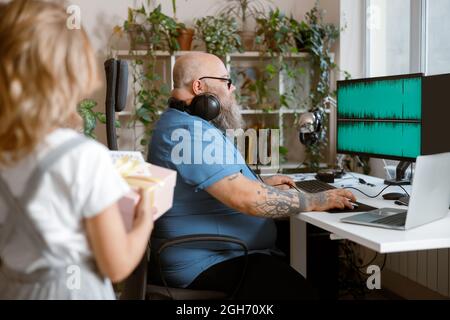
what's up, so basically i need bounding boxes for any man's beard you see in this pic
[211,94,244,131]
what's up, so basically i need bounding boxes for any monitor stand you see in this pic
[384,161,412,186]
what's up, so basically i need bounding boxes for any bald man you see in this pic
[148,52,355,299]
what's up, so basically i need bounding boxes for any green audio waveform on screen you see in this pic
[338,77,422,120]
[337,122,421,158]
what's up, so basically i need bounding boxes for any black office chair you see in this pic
[120,235,249,300]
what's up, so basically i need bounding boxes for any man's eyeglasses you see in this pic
[199,76,233,90]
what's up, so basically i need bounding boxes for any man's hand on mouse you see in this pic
[309,189,357,212]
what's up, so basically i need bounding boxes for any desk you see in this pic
[289,172,450,298]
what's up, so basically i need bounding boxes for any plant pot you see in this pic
[177,28,195,51]
[238,30,256,51]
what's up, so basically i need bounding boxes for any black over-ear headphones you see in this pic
[168,93,221,121]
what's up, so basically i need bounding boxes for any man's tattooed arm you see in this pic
[207,173,353,219]
[251,183,327,218]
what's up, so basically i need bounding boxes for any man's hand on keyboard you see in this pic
[310,189,357,212]
[262,175,296,190]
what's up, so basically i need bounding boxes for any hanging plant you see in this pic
[292,3,341,171]
[115,4,180,149]
[254,9,306,111]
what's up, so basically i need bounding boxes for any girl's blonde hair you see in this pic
[0,0,100,166]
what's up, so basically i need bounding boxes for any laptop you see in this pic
[341,152,450,230]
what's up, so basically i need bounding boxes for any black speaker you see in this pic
[105,59,128,150]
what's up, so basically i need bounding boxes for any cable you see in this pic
[343,171,376,187]
[380,254,388,271]
[357,252,379,269]
[343,184,392,198]
[398,185,410,197]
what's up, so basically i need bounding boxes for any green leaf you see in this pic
[96,113,106,124]
[279,146,289,155]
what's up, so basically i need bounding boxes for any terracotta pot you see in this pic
[238,30,256,51]
[177,28,195,51]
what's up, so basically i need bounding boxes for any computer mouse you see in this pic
[382,192,406,201]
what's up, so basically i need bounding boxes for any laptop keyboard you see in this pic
[372,212,407,226]
[295,179,377,213]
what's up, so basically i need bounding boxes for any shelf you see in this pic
[229,52,309,59]
[117,109,329,116]
[116,110,163,117]
[114,50,194,57]
[240,108,308,115]
[248,162,304,174]
[240,108,330,115]
[113,50,310,59]
[117,111,133,116]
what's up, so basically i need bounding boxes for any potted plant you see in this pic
[218,0,273,51]
[171,0,195,51]
[77,99,120,139]
[123,6,150,50]
[255,8,297,54]
[124,4,180,53]
[195,14,243,58]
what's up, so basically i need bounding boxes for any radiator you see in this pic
[384,249,450,297]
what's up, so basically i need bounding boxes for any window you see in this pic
[426,0,450,74]
[366,0,412,77]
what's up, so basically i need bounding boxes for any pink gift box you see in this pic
[118,164,177,231]
[118,191,140,232]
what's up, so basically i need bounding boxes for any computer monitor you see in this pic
[336,73,450,184]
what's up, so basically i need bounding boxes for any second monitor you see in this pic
[336,73,450,185]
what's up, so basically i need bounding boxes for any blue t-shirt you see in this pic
[148,108,277,288]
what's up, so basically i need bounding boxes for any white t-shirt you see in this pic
[0,129,130,272]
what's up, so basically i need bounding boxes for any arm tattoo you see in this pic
[227,173,240,181]
[252,183,328,218]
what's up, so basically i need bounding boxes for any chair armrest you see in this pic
[156,234,248,256]
[155,234,249,299]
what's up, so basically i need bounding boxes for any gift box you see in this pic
[111,152,177,231]
[124,164,177,221]
[118,191,140,232]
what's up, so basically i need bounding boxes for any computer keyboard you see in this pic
[372,212,407,226]
[295,179,377,214]
[295,179,336,193]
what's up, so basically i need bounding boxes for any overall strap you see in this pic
[0,135,88,254]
